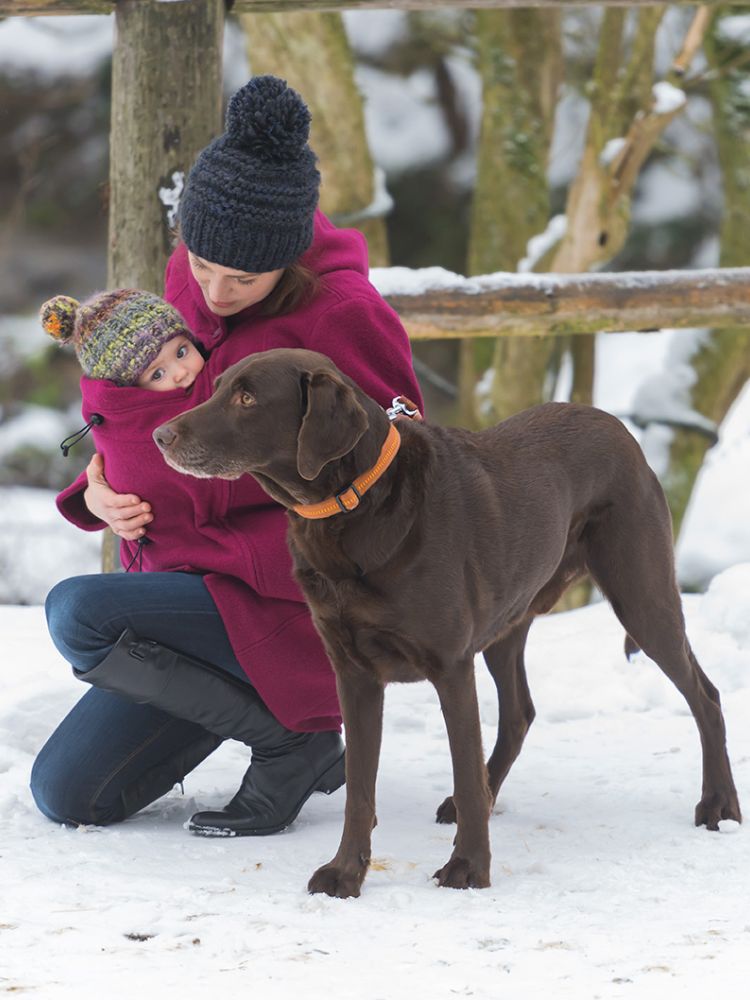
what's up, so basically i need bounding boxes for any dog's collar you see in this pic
[292,423,402,520]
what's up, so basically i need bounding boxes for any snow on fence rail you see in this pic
[0,0,742,15]
[378,267,750,340]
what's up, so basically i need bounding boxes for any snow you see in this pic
[631,328,717,469]
[355,64,453,176]
[331,166,393,227]
[2,576,750,997]
[369,264,742,299]
[518,214,568,273]
[715,15,750,47]
[633,159,706,226]
[0,404,72,461]
[158,170,185,230]
[652,81,688,116]
[0,315,48,374]
[0,487,100,605]
[548,86,590,190]
[0,16,113,79]
[599,136,627,169]
[343,9,409,59]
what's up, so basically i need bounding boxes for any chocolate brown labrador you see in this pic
[153,347,741,898]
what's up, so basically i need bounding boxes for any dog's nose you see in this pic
[153,424,177,450]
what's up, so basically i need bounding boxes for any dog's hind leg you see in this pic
[584,499,741,830]
[436,620,535,825]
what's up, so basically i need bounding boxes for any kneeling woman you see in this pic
[32,75,423,837]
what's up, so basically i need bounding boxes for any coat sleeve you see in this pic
[307,293,424,414]
[56,469,106,531]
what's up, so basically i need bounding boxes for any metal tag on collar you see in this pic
[387,396,420,421]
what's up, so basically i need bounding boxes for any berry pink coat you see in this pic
[56,212,424,732]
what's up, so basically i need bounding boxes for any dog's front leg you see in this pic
[432,660,493,889]
[308,669,384,899]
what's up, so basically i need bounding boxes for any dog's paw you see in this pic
[435,795,457,824]
[433,856,490,890]
[308,862,366,899]
[695,790,742,831]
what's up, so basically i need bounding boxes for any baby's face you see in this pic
[137,335,204,392]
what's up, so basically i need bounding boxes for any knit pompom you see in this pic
[225,75,311,161]
[40,295,80,344]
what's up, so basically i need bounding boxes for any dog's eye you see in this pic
[240,391,255,407]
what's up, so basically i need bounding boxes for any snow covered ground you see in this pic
[2,577,749,999]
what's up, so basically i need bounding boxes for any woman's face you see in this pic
[188,252,284,317]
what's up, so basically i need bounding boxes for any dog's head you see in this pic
[153,348,374,505]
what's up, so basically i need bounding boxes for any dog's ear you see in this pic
[297,370,369,481]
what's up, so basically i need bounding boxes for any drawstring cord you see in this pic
[60,414,104,456]
[124,536,150,573]
[58,412,149,573]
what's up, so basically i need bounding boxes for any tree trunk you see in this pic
[103,0,224,572]
[109,0,224,290]
[240,9,389,266]
[459,7,562,428]
[660,10,750,539]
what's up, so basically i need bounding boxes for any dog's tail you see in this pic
[624,634,641,661]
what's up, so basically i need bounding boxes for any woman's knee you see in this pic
[45,574,122,670]
[30,739,123,827]
[46,575,98,645]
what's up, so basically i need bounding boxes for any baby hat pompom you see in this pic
[225,75,311,162]
[40,295,80,344]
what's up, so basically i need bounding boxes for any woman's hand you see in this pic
[83,453,153,540]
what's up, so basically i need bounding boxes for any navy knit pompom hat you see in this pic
[179,76,321,273]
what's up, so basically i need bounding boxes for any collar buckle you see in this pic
[335,484,362,513]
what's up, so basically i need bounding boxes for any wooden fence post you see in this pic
[102,0,225,571]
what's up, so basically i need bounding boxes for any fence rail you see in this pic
[0,0,740,16]
[379,267,750,340]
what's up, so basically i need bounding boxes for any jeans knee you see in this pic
[45,575,119,671]
[30,744,120,827]
[46,576,91,650]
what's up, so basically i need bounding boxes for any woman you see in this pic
[32,76,423,837]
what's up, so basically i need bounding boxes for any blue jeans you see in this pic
[31,572,253,826]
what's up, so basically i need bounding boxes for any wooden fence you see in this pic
[3,0,750,338]
[2,2,747,16]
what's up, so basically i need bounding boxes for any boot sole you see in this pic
[187,751,346,838]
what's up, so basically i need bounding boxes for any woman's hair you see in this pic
[260,262,320,317]
[173,223,320,317]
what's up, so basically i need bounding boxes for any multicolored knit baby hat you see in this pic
[40,289,191,386]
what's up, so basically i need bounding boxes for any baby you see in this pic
[40,289,204,391]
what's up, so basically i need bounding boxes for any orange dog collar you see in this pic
[292,423,402,520]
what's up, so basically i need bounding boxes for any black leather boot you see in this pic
[118,730,223,823]
[188,730,345,837]
[76,628,345,836]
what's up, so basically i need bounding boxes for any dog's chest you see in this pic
[299,569,431,683]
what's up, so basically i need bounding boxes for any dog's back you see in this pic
[387,402,669,653]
